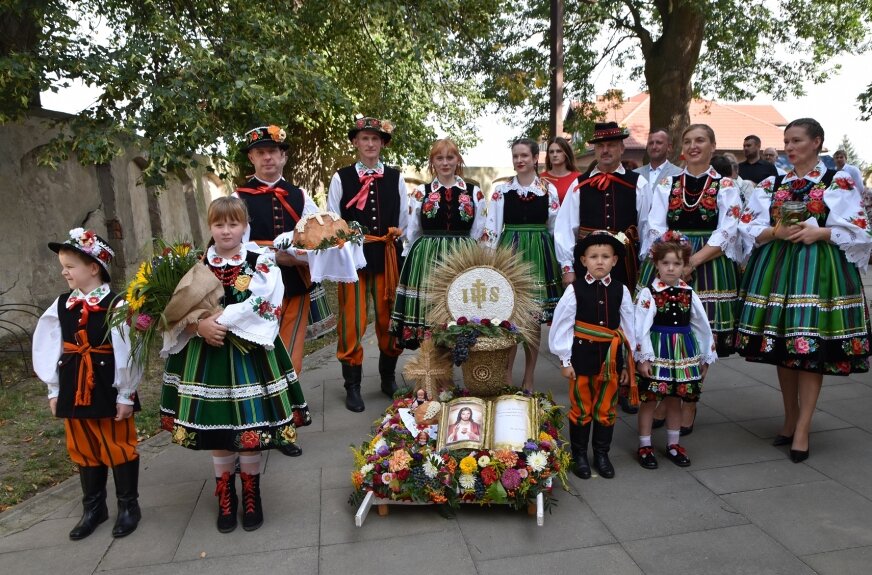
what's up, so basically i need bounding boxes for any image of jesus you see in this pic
[447,406,482,443]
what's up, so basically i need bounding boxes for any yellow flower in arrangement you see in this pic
[539,431,554,444]
[234,274,252,292]
[351,471,364,490]
[459,455,478,474]
[125,261,150,311]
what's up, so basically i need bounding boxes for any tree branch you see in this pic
[621,0,653,54]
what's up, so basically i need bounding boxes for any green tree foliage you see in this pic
[838,135,868,170]
[0,0,503,188]
[472,0,870,156]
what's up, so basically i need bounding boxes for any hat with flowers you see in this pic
[575,229,627,261]
[348,114,394,144]
[243,124,289,151]
[49,228,115,277]
[587,121,630,144]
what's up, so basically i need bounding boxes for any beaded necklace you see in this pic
[680,173,711,210]
[212,264,243,286]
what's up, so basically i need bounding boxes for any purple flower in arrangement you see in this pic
[501,468,521,491]
[134,314,154,331]
[412,452,423,461]
[524,441,538,451]
[377,445,390,457]
[470,316,481,324]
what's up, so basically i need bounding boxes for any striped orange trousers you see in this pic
[569,373,619,426]
[64,417,138,467]
[336,271,401,366]
[279,293,310,374]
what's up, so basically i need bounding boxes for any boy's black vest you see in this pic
[56,291,141,419]
[570,278,626,376]
[236,177,309,298]
[337,165,402,274]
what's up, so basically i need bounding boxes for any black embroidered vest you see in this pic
[570,279,625,375]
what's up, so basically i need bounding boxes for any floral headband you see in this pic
[650,230,691,255]
[48,228,115,272]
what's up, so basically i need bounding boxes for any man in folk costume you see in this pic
[555,121,649,415]
[328,115,408,412]
[235,124,318,456]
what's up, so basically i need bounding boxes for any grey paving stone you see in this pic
[723,480,872,555]
[99,504,192,570]
[817,380,872,402]
[673,421,783,470]
[818,395,872,433]
[172,467,321,562]
[702,384,786,421]
[139,479,205,510]
[0,535,108,575]
[0,515,112,553]
[623,524,815,575]
[476,543,642,575]
[702,359,771,390]
[737,411,853,440]
[691,459,828,495]
[799,427,872,500]
[455,495,615,561]
[320,487,451,546]
[319,528,475,575]
[321,464,353,491]
[98,547,318,575]
[803,545,872,575]
[578,465,748,541]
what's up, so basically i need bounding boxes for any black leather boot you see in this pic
[378,353,399,398]
[240,472,263,531]
[214,471,238,533]
[343,364,364,412]
[111,459,142,537]
[568,422,592,479]
[592,423,616,478]
[69,465,109,540]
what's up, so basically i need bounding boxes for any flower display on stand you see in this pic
[432,316,522,366]
[350,387,571,510]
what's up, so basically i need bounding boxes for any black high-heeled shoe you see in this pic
[789,448,809,463]
[772,434,793,446]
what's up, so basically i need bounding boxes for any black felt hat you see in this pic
[48,228,114,280]
[574,229,627,260]
[587,121,630,144]
[348,115,393,144]
[243,124,290,151]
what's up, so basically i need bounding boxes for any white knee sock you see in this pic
[666,429,681,447]
[212,454,237,477]
[239,453,262,475]
[638,435,652,448]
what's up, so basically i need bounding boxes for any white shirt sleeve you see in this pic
[633,288,656,363]
[826,170,872,270]
[546,182,560,235]
[619,285,636,358]
[554,181,580,270]
[403,184,425,255]
[397,177,410,239]
[640,178,671,257]
[32,299,62,398]
[634,174,651,258]
[469,185,487,241]
[216,253,283,348]
[548,285,576,367]
[690,290,717,364]
[111,301,142,405]
[327,173,343,214]
[708,178,743,262]
[479,186,505,249]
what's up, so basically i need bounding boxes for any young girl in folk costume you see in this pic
[634,232,717,469]
[736,118,872,463]
[33,229,143,540]
[476,138,562,390]
[160,197,310,533]
[390,139,486,349]
[540,137,581,205]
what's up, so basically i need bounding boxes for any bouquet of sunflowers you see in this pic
[109,240,254,367]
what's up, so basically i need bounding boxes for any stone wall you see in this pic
[0,112,229,332]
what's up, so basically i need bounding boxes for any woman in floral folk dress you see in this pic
[160,197,311,533]
[390,139,485,349]
[477,138,562,390]
[736,118,872,463]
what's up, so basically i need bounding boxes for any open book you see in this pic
[436,395,539,452]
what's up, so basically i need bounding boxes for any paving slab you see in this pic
[667,421,782,470]
[99,504,193,570]
[320,527,476,575]
[803,545,872,575]
[737,411,853,440]
[701,385,786,421]
[799,427,872,500]
[476,543,643,575]
[817,395,872,433]
[99,547,319,575]
[722,480,872,555]
[623,524,815,575]
[691,458,828,495]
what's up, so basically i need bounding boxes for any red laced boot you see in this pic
[240,472,263,531]
[214,472,238,533]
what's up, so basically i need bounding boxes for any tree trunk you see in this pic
[0,1,43,109]
[642,4,705,162]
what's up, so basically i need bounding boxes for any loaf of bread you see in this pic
[292,211,352,250]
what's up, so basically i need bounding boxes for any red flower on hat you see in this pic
[250,131,260,141]
[97,250,110,262]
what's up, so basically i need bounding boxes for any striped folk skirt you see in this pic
[390,232,475,349]
[638,230,738,356]
[638,325,704,403]
[498,224,562,324]
[160,337,311,451]
[736,239,871,375]
[306,283,336,340]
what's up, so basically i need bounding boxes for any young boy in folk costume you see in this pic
[234,123,320,457]
[33,229,143,540]
[549,231,636,480]
[327,115,409,412]
[555,121,650,415]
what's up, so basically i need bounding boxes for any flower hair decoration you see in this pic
[650,230,691,256]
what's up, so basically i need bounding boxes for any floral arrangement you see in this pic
[349,388,571,510]
[431,316,522,365]
[108,240,201,367]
